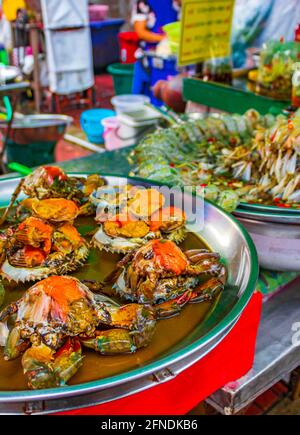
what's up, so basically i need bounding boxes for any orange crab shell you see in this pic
[17,217,54,254]
[43,166,68,183]
[103,212,150,239]
[140,240,188,276]
[23,198,79,222]
[20,246,46,267]
[54,223,84,250]
[149,207,186,232]
[30,276,86,322]
[129,188,165,218]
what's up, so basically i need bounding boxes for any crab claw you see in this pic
[22,343,58,390]
[154,278,224,319]
[22,338,83,390]
[81,304,156,354]
[53,337,84,386]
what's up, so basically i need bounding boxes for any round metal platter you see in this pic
[239,201,300,215]
[0,174,259,414]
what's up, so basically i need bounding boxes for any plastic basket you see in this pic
[107,63,135,95]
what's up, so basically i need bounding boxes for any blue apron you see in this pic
[144,0,179,50]
[132,0,179,100]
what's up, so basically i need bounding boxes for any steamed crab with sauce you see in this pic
[0,216,89,283]
[108,239,226,317]
[92,186,187,253]
[0,276,156,389]
[0,166,105,226]
[18,197,80,224]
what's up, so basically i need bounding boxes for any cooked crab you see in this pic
[0,217,89,283]
[108,239,226,317]
[0,276,156,389]
[22,166,105,201]
[18,198,80,224]
[0,166,105,226]
[93,205,186,254]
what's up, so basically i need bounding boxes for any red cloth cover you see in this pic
[59,292,262,415]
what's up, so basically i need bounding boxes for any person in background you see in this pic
[133,0,181,48]
[131,0,181,97]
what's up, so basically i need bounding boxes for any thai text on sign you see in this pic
[179,0,235,66]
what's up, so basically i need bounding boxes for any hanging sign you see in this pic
[178,0,235,66]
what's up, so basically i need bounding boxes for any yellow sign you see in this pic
[2,0,26,21]
[179,0,235,66]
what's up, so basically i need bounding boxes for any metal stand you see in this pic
[206,277,300,414]
[0,82,29,174]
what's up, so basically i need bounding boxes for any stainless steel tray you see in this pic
[0,174,258,414]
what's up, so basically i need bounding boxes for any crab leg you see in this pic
[53,337,84,386]
[185,249,221,263]
[155,278,224,318]
[4,327,29,360]
[81,328,153,354]
[82,304,156,354]
[0,179,24,226]
[189,278,224,303]
[155,290,193,318]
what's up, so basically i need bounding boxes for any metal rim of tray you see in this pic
[235,207,300,224]
[239,201,300,215]
[0,114,73,129]
[0,173,259,404]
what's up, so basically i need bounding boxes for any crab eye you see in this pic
[144,251,154,260]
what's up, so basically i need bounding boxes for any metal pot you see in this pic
[0,174,259,414]
[235,215,300,272]
[0,115,73,167]
[0,115,73,145]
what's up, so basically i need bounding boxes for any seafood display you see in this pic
[0,166,105,226]
[92,185,187,253]
[130,109,300,211]
[0,276,156,389]
[223,115,300,207]
[110,240,226,318]
[0,217,89,282]
[0,171,229,392]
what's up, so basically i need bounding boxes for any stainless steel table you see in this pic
[206,277,300,414]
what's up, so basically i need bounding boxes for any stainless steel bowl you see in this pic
[0,114,73,145]
[236,216,300,272]
[0,174,258,414]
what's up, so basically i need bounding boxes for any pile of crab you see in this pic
[91,184,187,253]
[0,166,227,390]
[0,166,105,283]
[218,112,300,207]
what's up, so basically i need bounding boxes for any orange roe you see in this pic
[152,240,188,275]
[44,166,68,182]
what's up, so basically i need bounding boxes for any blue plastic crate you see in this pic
[90,19,125,71]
